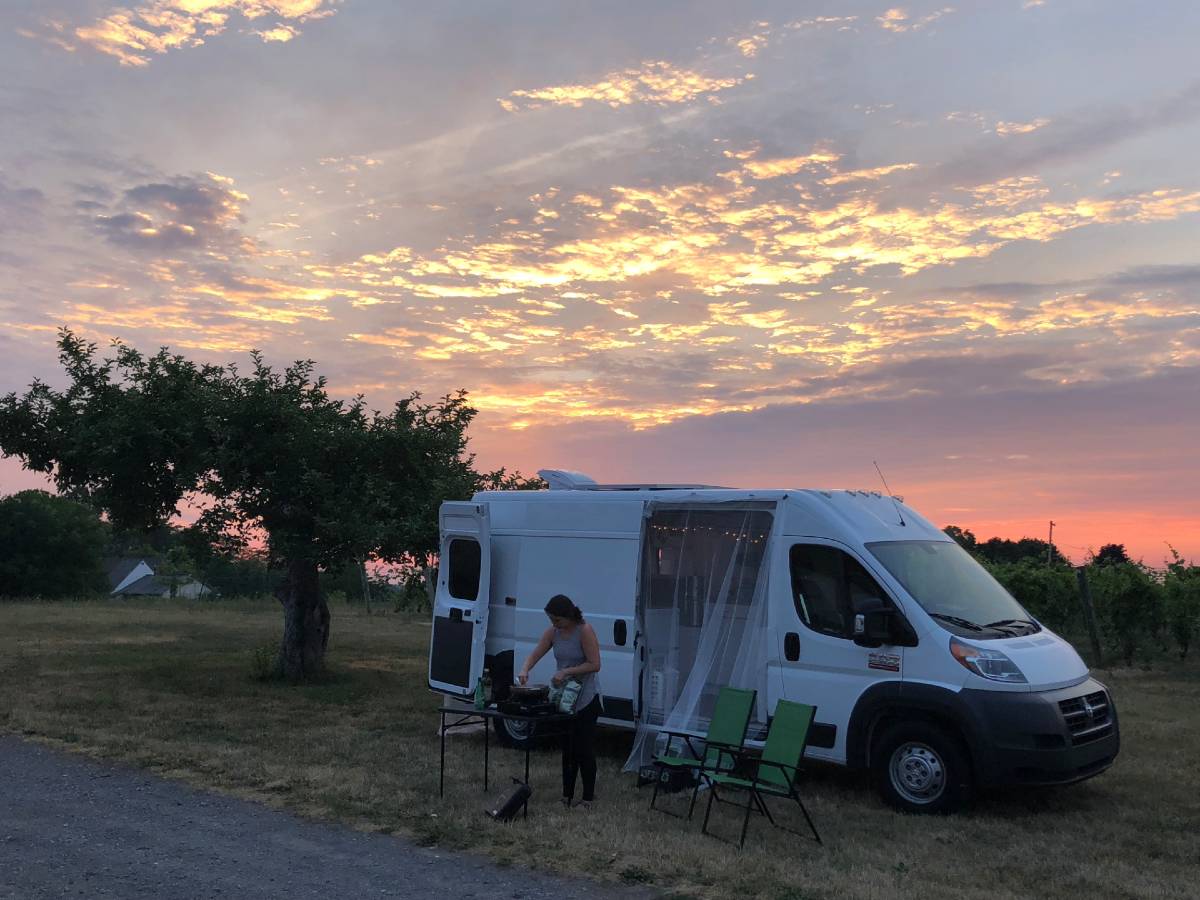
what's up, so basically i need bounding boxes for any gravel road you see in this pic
[0,736,654,899]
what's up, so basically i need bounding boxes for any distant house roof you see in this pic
[105,557,161,594]
[104,556,213,598]
[115,574,171,597]
[105,557,148,590]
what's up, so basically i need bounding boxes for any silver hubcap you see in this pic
[889,742,946,805]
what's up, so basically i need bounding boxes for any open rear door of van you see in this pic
[428,501,491,697]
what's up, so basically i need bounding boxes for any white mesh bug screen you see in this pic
[624,502,778,771]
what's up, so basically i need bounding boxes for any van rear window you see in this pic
[447,538,481,601]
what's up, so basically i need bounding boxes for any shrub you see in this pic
[1087,562,1164,666]
[393,569,433,613]
[249,642,281,681]
[1164,551,1200,660]
[0,490,108,598]
[985,560,1079,634]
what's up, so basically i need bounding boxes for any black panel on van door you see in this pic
[614,620,627,646]
[430,615,473,689]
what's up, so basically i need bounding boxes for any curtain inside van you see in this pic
[624,502,777,771]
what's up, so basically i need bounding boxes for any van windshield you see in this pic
[865,540,1039,638]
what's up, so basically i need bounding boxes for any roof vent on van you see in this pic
[537,469,599,490]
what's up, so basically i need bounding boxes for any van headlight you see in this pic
[950,637,1027,683]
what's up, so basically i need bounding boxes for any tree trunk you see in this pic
[359,559,372,615]
[276,557,330,680]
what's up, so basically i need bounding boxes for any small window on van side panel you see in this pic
[447,538,481,601]
[789,544,891,639]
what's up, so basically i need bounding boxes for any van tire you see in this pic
[492,715,542,750]
[872,721,973,814]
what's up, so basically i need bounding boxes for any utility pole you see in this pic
[1046,520,1056,566]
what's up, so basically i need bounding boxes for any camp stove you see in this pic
[498,698,560,717]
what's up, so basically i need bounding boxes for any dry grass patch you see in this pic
[2,599,1198,899]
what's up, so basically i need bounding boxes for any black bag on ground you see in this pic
[637,764,696,793]
[487,779,532,822]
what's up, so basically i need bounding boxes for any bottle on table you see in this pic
[474,668,491,710]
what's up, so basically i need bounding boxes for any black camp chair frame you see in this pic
[648,730,744,819]
[701,752,822,848]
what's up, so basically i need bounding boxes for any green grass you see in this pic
[2,598,1198,899]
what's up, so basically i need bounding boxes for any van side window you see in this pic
[447,538,481,601]
[789,544,890,638]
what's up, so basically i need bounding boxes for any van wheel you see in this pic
[493,715,540,750]
[872,721,973,814]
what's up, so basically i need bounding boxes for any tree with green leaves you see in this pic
[1164,547,1200,660]
[984,559,1080,635]
[1094,543,1131,567]
[976,536,1061,566]
[0,490,109,598]
[942,525,977,551]
[1087,561,1163,665]
[0,329,526,678]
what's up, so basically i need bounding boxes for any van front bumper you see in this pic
[963,677,1119,788]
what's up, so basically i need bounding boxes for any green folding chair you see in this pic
[700,699,822,848]
[649,686,757,818]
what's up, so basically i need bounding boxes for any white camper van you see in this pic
[427,470,1119,812]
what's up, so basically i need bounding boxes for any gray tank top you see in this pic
[552,624,600,711]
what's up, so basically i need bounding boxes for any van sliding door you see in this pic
[428,502,491,696]
[634,503,775,733]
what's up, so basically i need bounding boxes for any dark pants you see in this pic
[562,696,601,801]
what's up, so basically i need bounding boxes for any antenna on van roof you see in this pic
[873,461,906,527]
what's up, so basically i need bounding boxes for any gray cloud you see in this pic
[923,80,1200,189]
[70,182,114,201]
[0,176,46,234]
[946,260,1200,299]
[91,173,249,254]
[1109,264,1200,288]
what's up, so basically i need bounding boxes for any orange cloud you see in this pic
[328,147,1200,307]
[729,23,772,58]
[876,7,955,33]
[36,1,338,66]
[499,61,748,111]
[254,24,299,43]
[994,117,1052,136]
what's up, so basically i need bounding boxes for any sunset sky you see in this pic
[1,1,1198,564]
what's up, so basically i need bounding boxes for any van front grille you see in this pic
[1058,690,1112,745]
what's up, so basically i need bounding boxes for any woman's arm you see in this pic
[517,627,554,684]
[557,623,601,681]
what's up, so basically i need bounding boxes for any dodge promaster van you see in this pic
[427,470,1119,812]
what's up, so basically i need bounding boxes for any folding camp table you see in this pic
[437,705,573,817]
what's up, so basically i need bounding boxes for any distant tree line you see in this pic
[0,489,427,605]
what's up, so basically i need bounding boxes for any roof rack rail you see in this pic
[537,469,728,491]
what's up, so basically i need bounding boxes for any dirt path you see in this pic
[0,736,654,899]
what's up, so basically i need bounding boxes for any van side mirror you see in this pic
[853,609,894,647]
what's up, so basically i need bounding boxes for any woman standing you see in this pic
[517,594,602,808]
